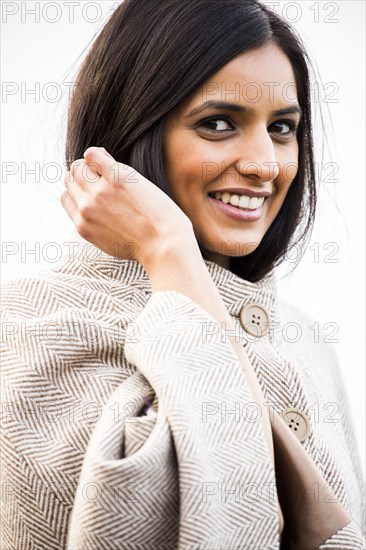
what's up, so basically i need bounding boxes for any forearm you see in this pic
[141,234,275,468]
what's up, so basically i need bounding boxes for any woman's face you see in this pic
[163,43,301,268]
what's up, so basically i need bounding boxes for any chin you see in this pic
[199,236,261,260]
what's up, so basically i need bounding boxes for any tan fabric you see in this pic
[1,246,365,549]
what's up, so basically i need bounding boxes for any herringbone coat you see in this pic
[1,245,365,549]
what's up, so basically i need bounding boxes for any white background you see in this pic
[1,1,365,473]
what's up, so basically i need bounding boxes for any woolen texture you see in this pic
[1,245,365,549]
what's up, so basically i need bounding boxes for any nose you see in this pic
[235,127,280,183]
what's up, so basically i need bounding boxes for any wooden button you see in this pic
[280,407,312,442]
[239,302,270,337]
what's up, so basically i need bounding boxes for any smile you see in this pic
[212,191,265,210]
[208,191,267,221]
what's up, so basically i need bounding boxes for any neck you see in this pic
[204,251,230,270]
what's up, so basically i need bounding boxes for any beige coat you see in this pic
[1,245,365,549]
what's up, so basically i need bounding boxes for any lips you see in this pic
[209,194,265,221]
[209,188,272,198]
[214,192,265,210]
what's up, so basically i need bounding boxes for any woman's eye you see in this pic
[270,120,297,136]
[196,117,298,137]
[198,117,234,132]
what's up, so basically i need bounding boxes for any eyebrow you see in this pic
[185,100,302,118]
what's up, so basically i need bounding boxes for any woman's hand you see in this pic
[61,147,194,267]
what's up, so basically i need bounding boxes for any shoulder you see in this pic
[1,252,150,323]
[278,297,316,328]
[276,296,344,390]
[278,297,338,350]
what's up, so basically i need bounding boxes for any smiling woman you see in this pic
[65,0,316,282]
[163,44,302,268]
[1,1,365,549]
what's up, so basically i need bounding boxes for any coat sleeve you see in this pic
[66,289,282,550]
[331,353,366,539]
[2,276,363,550]
[319,520,366,549]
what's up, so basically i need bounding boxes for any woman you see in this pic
[1,0,364,548]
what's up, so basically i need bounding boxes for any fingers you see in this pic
[64,146,117,214]
[61,189,94,242]
[66,153,102,206]
[64,165,88,209]
[83,147,117,179]
[69,158,100,190]
[60,189,78,223]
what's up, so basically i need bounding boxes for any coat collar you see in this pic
[60,235,280,326]
[200,258,279,323]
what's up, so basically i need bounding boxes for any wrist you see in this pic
[140,226,202,276]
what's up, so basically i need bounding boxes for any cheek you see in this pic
[165,135,218,193]
[278,146,299,190]
[280,162,298,190]
[165,133,197,177]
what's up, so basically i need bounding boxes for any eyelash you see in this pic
[197,116,299,138]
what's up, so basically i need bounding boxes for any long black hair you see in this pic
[66,0,316,282]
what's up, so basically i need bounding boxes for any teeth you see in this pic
[221,192,231,204]
[249,197,260,209]
[239,195,250,209]
[212,191,265,210]
[229,194,240,207]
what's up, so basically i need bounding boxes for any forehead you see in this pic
[175,43,298,115]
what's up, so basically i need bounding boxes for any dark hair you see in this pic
[66,0,316,282]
